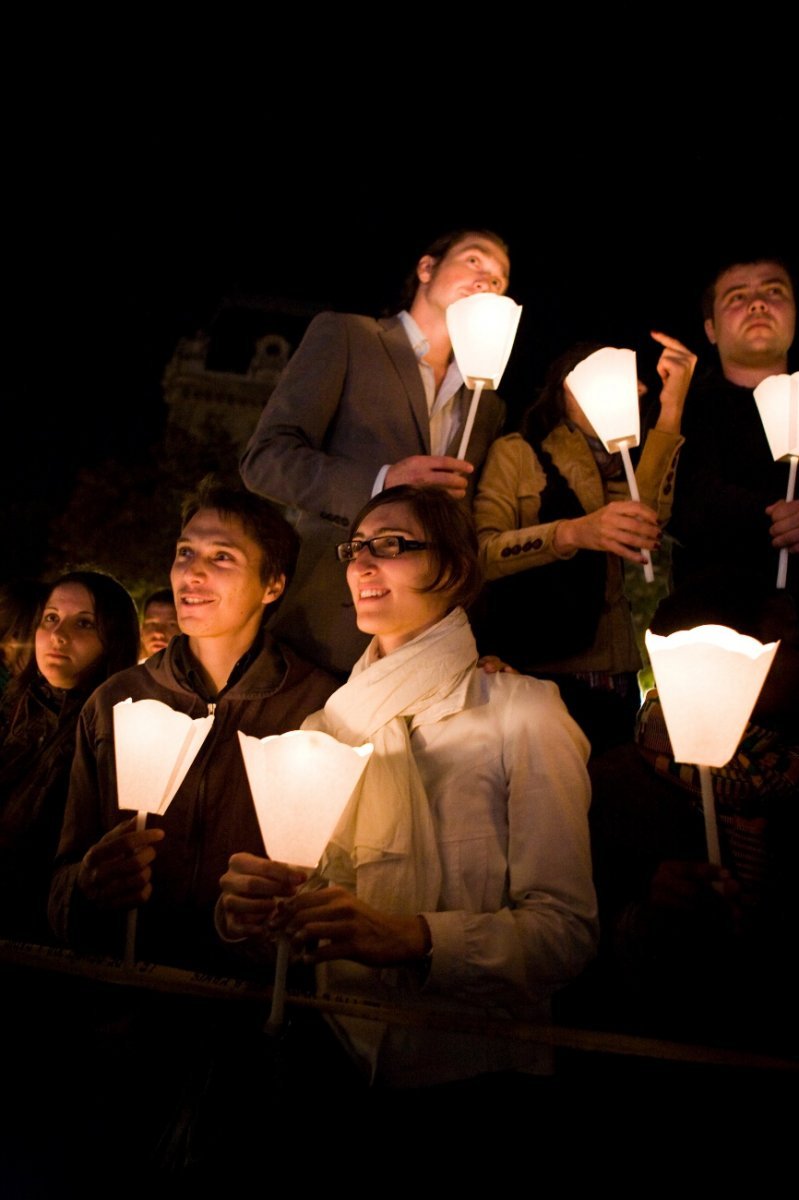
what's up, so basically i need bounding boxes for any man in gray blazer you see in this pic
[240,229,511,675]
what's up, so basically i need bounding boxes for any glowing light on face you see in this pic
[346,501,451,655]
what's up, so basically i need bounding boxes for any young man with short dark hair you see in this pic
[48,482,336,969]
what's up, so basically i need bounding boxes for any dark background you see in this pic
[6,86,796,583]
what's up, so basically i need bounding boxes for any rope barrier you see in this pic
[2,938,795,1073]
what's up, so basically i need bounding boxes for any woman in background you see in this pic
[473,333,695,753]
[0,569,139,940]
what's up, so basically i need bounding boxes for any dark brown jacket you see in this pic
[48,631,336,969]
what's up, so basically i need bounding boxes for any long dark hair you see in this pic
[521,341,605,446]
[18,570,139,696]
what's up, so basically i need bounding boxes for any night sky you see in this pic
[6,97,796,581]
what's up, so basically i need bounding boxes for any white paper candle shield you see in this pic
[754,372,799,461]
[446,293,522,390]
[565,347,640,452]
[238,729,373,867]
[644,625,779,767]
[113,698,215,815]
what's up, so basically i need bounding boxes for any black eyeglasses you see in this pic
[336,535,431,562]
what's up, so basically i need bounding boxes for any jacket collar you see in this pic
[144,627,290,704]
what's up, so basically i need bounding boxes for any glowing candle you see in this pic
[645,625,778,863]
[446,293,522,460]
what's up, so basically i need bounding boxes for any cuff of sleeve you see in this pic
[419,909,467,991]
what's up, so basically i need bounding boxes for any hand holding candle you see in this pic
[237,727,373,1028]
[113,698,215,966]
[77,816,165,909]
[565,346,655,582]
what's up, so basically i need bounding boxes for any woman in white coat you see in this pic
[218,485,596,1088]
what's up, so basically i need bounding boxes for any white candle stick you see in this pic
[456,380,485,461]
[267,934,291,1031]
[618,440,655,583]
[124,810,148,968]
[698,765,721,866]
[776,455,797,590]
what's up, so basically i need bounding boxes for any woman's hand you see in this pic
[275,886,431,967]
[554,500,661,562]
[218,853,307,940]
[77,817,165,910]
[650,331,697,431]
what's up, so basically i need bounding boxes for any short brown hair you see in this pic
[349,485,483,612]
[181,477,299,588]
[399,228,510,309]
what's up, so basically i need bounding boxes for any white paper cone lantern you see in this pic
[113,698,215,815]
[565,347,640,452]
[566,345,654,580]
[238,729,373,868]
[447,293,523,462]
[644,625,779,768]
[446,293,522,390]
[754,372,799,461]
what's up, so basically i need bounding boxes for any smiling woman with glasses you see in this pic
[219,484,596,1091]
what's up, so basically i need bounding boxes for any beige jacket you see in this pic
[473,426,683,674]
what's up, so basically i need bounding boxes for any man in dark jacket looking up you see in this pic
[671,255,798,593]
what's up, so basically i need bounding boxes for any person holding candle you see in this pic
[671,255,798,595]
[218,485,597,1089]
[48,480,337,969]
[587,572,799,1050]
[0,570,139,941]
[239,229,510,677]
[472,334,696,752]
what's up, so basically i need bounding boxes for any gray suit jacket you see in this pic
[241,311,505,675]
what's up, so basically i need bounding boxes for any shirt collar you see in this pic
[397,310,430,362]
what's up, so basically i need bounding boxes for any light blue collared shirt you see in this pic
[372,311,465,496]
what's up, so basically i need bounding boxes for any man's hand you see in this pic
[554,500,662,562]
[650,331,697,430]
[77,817,165,910]
[218,853,307,940]
[766,498,799,552]
[275,885,430,967]
[385,455,473,498]
[649,860,740,914]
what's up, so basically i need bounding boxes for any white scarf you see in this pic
[301,607,478,914]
